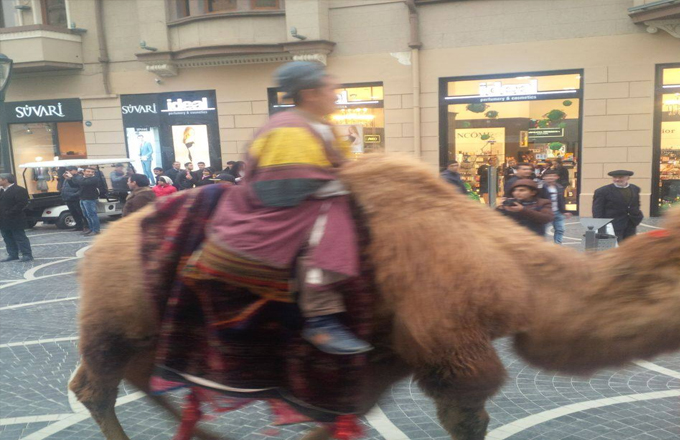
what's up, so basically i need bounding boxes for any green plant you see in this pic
[537,119,550,128]
[549,142,564,151]
[480,134,492,141]
[485,110,499,119]
[563,100,573,107]
[545,109,567,122]
[466,103,487,113]
[461,121,472,128]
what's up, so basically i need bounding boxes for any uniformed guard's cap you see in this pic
[275,61,327,99]
[607,170,634,177]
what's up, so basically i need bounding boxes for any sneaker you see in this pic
[19,256,34,262]
[302,315,373,355]
[83,231,94,236]
[81,230,91,235]
[0,257,19,262]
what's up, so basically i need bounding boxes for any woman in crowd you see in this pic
[152,176,178,198]
[195,167,215,187]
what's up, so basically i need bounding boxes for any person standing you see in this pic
[164,162,182,190]
[110,164,129,192]
[178,162,197,190]
[138,134,154,183]
[477,156,499,205]
[554,157,570,188]
[441,161,468,195]
[123,174,156,217]
[152,167,164,186]
[540,170,571,244]
[0,174,33,262]
[504,162,535,197]
[593,170,643,243]
[60,166,87,232]
[497,179,554,237]
[152,176,178,198]
[65,167,101,236]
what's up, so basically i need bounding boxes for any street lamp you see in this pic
[0,53,13,174]
[0,53,13,101]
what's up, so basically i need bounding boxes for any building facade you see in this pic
[1,0,679,215]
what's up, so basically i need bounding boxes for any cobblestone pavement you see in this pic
[1,217,678,440]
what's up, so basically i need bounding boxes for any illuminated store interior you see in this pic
[656,65,680,215]
[440,71,583,211]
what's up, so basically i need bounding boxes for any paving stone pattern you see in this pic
[0,219,678,439]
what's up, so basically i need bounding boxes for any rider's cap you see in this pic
[275,61,327,99]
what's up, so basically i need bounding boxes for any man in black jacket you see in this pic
[177,162,198,190]
[441,161,468,195]
[593,170,643,243]
[60,166,87,232]
[64,167,101,235]
[0,174,33,262]
[164,161,182,190]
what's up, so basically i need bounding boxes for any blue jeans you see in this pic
[80,199,100,233]
[551,211,565,244]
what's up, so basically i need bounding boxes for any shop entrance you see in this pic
[439,71,583,212]
[653,64,680,216]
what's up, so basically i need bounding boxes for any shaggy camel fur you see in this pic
[70,155,680,440]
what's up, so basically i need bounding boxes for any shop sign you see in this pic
[161,97,215,115]
[4,98,82,124]
[364,135,381,143]
[528,128,564,138]
[479,80,538,97]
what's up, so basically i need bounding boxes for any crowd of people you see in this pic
[441,158,643,244]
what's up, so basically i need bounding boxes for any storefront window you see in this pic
[268,82,385,158]
[654,64,680,215]
[440,71,583,211]
[8,122,86,193]
[171,0,282,19]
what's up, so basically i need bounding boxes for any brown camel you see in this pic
[69,155,680,440]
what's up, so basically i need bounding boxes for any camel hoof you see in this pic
[300,426,332,440]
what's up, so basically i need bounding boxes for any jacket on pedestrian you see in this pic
[440,170,468,195]
[122,187,156,217]
[60,178,81,202]
[556,166,570,188]
[0,185,29,229]
[539,183,567,213]
[164,168,181,189]
[177,170,198,190]
[153,184,178,198]
[498,180,554,236]
[110,171,129,191]
[592,183,643,231]
[67,175,100,200]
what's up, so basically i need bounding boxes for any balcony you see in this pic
[629,0,680,38]
[0,24,83,73]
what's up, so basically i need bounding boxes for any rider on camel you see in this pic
[207,61,371,355]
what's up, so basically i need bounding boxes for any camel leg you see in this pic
[415,341,506,440]
[434,397,489,440]
[70,362,130,440]
[300,426,332,440]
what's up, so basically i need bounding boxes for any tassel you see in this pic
[173,389,203,440]
[332,415,364,440]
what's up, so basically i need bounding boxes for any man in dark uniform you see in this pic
[0,174,33,262]
[592,170,644,242]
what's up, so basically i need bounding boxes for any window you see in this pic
[440,71,584,211]
[206,0,237,12]
[653,64,680,216]
[41,0,67,27]
[0,0,19,28]
[268,83,385,158]
[251,0,279,10]
[170,0,282,20]
[9,122,87,194]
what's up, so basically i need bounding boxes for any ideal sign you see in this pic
[162,97,215,114]
[479,79,539,97]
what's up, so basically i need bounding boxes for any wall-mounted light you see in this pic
[290,27,307,41]
[140,41,158,52]
[14,4,31,11]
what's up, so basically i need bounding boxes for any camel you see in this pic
[69,155,680,440]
